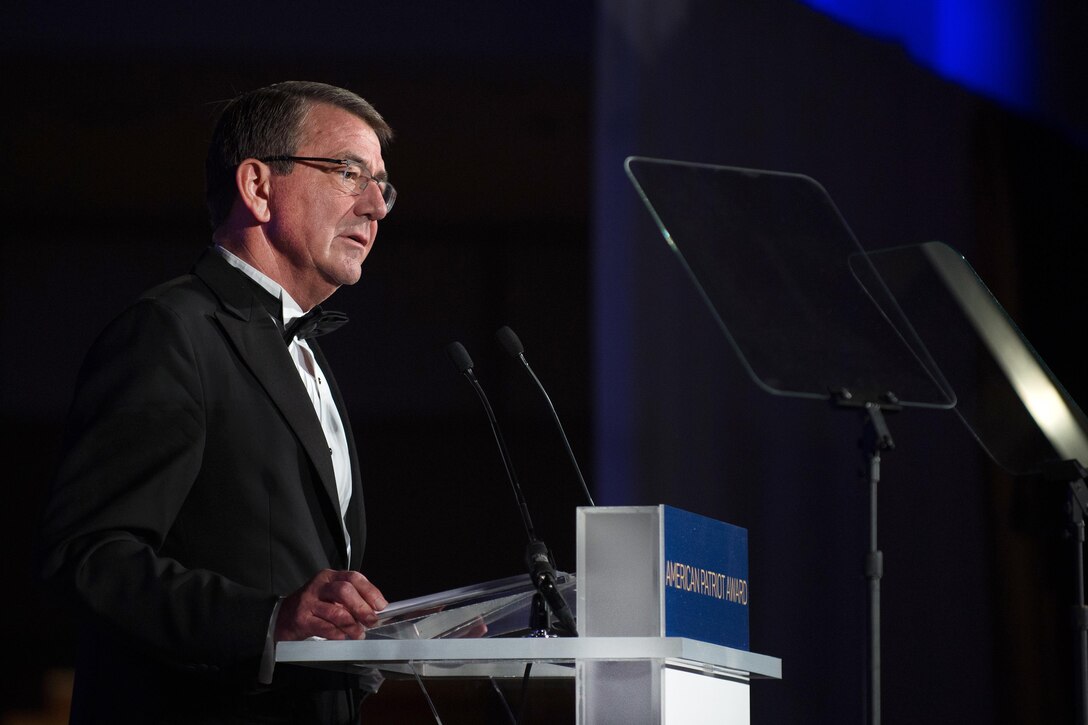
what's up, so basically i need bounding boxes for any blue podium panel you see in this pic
[663,506,749,650]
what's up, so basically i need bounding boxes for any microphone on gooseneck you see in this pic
[495,326,595,507]
[445,341,577,636]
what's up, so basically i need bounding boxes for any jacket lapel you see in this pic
[193,249,349,566]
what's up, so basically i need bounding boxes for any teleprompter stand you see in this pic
[861,240,1088,725]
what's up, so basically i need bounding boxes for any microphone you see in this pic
[445,341,577,635]
[495,326,595,507]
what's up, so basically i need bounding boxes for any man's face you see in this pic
[266,103,388,307]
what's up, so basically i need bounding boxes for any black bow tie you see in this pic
[283,307,349,343]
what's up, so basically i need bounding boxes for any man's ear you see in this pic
[235,159,272,223]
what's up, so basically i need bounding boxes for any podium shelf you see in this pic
[276,636,781,681]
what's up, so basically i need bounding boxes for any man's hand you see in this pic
[275,569,388,641]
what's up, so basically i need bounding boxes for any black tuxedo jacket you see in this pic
[40,248,368,723]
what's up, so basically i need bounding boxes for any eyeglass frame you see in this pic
[259,155,396,213]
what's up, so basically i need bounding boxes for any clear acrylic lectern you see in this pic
[277,512,781,724]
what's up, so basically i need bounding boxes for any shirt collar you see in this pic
[214,245,307,325]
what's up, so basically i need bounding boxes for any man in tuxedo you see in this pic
[39,81,396,723]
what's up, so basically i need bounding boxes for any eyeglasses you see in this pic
[260,155,397,213]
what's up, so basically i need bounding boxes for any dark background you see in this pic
[3,1,1087,723]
